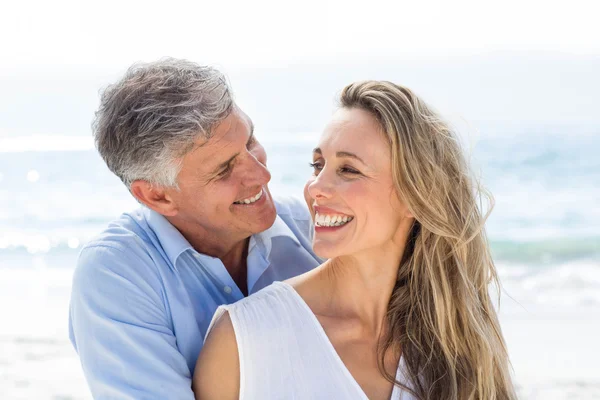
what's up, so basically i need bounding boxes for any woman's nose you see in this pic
[307,170,334,200]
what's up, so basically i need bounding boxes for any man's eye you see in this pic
[246,135,256,149]
[218,164,232,177]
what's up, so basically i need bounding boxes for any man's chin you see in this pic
[264,209,278,228]
[252,205,277,233]
[231,191,277,233]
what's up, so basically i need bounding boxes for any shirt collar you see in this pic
[249,214,301,259]
[144,207,301,270]
[144,207,193,268]
[247,214,302,292]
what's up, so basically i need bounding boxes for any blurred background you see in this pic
[1,0,599,399]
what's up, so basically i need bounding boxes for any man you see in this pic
[69,58,321,398]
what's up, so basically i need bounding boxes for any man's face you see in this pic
[166,107,277,248]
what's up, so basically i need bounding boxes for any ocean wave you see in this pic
[491,237,600,264]
[498,260,600,308]
[0,219,597,262]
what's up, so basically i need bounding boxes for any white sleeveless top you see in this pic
[205,281,416,400]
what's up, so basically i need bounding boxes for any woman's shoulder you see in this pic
[195,283,292,400]
[229,281,291,311]
[210,282,299,334]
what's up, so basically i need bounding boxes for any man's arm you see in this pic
[69,244,194,399]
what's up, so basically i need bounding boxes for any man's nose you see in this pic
[241,151,271,186]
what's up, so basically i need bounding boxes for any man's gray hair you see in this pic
[93,58,234,189]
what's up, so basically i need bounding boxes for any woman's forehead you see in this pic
[317,108,388,157]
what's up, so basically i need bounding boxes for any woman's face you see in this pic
[304,107,413,259]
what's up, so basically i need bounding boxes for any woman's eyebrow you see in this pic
[312,148,365,165]
[335,151,365,165]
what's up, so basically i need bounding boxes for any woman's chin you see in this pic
[312,242,346,260]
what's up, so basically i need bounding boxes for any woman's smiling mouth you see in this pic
[314,212,354,227]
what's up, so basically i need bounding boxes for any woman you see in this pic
[193,81,516,400]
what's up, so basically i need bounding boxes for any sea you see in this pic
[1,123,599,399]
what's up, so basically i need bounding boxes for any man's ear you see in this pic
[130,180,178,217]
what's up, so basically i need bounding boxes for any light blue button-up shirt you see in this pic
[69,196,321,399]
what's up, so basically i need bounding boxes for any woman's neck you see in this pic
[316,241,405,334]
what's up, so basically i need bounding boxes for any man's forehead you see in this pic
[192,110,253,150]
[185,110,254,172]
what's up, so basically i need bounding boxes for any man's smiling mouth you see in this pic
[233,189,263,205]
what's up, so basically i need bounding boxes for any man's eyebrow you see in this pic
[212,153,238,174]
[212,121,255,175]
[312,148,366,165]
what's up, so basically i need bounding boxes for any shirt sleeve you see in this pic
[69,244,194,400]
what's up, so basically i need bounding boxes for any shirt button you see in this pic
[223,286,232,294]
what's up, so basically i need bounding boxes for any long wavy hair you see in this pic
[340,81,516,400]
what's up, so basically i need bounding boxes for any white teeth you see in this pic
[314,212,353,227]
[235,189,263,205]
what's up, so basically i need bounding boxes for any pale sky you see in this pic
[1,0,599,72]
[1,0,598,135]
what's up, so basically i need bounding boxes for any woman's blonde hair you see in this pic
[340,81,516,400]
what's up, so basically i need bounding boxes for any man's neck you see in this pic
[192,234,250,296]
[166,216,251,296]
[220,240,249,296]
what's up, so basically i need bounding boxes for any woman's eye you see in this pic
[309,162,323,174]
[340,166,360,174]
[308,162,360,176]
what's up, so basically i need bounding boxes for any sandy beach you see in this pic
[1,263,599,399]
